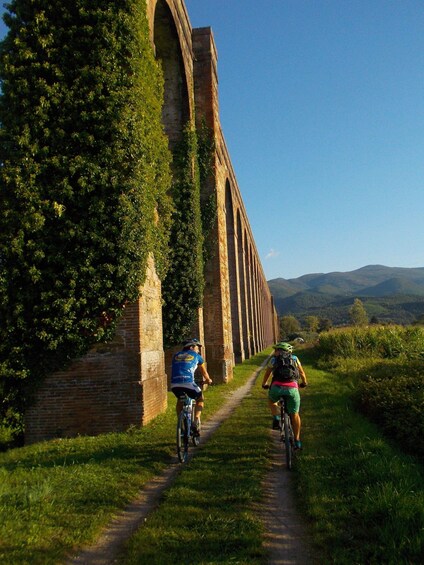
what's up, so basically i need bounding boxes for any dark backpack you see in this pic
[271,353,299,383]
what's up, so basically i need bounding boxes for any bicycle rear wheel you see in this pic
[283,412,294,470]
[176,411,189,463]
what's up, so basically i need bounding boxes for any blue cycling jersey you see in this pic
[171,350,204,385]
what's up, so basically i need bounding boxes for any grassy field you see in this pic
[121,371,272,564]
[116,345,424,564]
[1,342,424,564]
[317,325,424,457]
[296,347,424,564]
[0,351,271,565]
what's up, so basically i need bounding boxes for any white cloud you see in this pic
[265,249,280,260]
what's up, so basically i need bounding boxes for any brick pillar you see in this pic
[193,27,234,383]
[25,254,166,443]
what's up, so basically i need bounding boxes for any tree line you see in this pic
[280,298,377,339]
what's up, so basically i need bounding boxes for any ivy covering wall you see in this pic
[162,123,204,347]
[0,0,173,441]
[161,117,216,348]
[197,118,217,267]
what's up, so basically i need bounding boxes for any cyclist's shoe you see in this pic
[191,424,200,437]
[294,440,302,450]
[272,417,281,430]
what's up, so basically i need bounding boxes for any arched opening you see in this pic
[225,182,242,362]
[153,1,193,380]
[237,211,249,359]
[246,240,255,354]
[153,0,190,151]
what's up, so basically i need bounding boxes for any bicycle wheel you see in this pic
[176,411,189,463]
[279,404,284,442]
[283,412,294,470]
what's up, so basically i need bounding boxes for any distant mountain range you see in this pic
[268,265,424,325]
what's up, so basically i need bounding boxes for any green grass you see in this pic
[316,326,424,456]
[121,374,273,564]
[0,351,271,565]
[117,345,424,564]
[2,344,424,564]
[295,348,424,564]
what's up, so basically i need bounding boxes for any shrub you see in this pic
[316,326,424,457]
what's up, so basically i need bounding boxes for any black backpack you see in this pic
[271,353,299,383]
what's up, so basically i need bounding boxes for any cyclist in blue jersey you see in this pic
[171,338,212,436]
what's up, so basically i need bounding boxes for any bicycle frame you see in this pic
[176,393,199,463]
[278,396,295,470]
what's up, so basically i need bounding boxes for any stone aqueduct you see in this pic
[25,0,279,443]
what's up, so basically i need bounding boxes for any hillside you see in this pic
[268,265,424,325]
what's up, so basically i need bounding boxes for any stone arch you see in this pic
[237,211,250,359]
[225,181,243,363]
[153,0,190,150]
[252,257,260,353]
[246,240,255,354]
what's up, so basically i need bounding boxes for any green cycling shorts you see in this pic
[268,385,300,414]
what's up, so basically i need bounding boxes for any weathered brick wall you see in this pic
[25,255,165,444]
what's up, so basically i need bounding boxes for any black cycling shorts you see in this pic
[171,383,202,400]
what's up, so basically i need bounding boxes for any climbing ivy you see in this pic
[162,122,205,347]
[197,118,217,266]
[0,0,172,439]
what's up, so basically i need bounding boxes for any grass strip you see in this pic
[120,360,273,564]
[0,350,271,565]
[295,348,424,564]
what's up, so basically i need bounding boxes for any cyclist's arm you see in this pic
[296,359,308,386]
[261,366,272,388]
[198,363,212,385]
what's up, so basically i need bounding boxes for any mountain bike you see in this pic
[263,385,295,470]
[278,395,295,470]
[176,392,201,463]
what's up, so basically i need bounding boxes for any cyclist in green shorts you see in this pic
[262,342,308,449]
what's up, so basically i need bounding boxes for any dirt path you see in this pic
[66,365,314,565]
[260,433,316,564]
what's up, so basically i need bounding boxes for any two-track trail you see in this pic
[66,364,314,565]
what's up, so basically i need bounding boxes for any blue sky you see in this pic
[1,2,424,280]
[185,0,424,280]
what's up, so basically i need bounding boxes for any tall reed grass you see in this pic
[318,324,424,360]
[316,325,424,457]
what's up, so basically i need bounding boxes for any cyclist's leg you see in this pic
[291,413,301,441]
[267,398,280,416]
[268,385,284,429]
[191,386,203,422]
[283,388,301,443]
[176,407,189,462]
[177,383,202,428]
[171,387,186,416]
